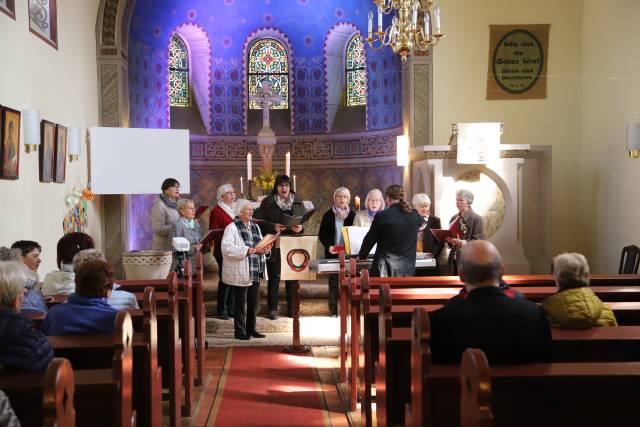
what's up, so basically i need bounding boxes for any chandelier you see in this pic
[367,0,444,62]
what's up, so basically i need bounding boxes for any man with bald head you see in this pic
[429,241,551,364]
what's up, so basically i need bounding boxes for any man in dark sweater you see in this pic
[429,240,551,364]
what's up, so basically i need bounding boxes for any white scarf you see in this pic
[218,201,236,220]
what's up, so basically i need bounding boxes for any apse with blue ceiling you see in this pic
[128,0,403,135]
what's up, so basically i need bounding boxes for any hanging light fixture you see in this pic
[367,0,445,62]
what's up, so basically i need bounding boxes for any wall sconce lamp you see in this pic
[626,122,640,158]
[68,126,81,161]
[22,109,40,153]
[397,134,409,167]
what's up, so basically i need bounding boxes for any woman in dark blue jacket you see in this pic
[0,261,53,373]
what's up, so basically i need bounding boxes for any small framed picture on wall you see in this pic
[0,0,16,20]
[54,124,67,183]
[40,120,56,182]
[28,0,58,49]
[1,106,21,180]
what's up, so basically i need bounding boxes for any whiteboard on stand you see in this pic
[89,127,190,194]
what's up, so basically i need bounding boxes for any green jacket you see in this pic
[541,286,618,329]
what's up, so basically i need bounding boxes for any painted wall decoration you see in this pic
[0,106,20,180]
[39,120,55,183]
[487,24,550,100]
[128,0,402,135]
[28,0,58,49]
[54,124,67,183]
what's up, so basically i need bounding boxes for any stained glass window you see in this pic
[169,35,189,107]
[248,38,289,109]
[346,34,367,106]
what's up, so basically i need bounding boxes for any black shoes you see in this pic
[218,312,230,320]
[235,333,250,340]
[268,310,278,320]
[287,308,294,318]
[250,331,266,338]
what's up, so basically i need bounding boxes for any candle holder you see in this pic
[246,179,255,202]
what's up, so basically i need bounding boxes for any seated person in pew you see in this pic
[42,232,95,296]
[541,252,617,328]
[41,260,118,336]
[10,240,42,286]
[0,261,53,372]
[73,249,138,310]
[41,233,138,310]
[0,247,48,314]
[429,240,552,364]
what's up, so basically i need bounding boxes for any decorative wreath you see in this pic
[286,249,310,272]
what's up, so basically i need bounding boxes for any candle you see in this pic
[240,176,244,194]
[424,12,432,39]
[368,10,373,39]
[354,196,361,211]
[293,175,297,192]
[377,5,383,32]
[247,152,252,181]
[285,152,291,177]
[411,3,418,30]
[433,5,441,35]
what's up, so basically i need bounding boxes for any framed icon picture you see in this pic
[40,120,56,182]
[0,0,16,19]
[28,0,58,49]
[54,124,67,183]
[1,106,21,180]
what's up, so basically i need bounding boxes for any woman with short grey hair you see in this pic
[354,188,385,227]
[318,187,355,315]
[411,194,444,275]
[173,199,203,269]
[446,188,485,274]
[0,261,54,372]
[209,183,238,319]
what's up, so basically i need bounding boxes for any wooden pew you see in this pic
[405,323,640,427]
[120,270,192,419]
[0,358,75,427]
[459,349,494,427]
[47,287,161,427]
[373,284,640,427]
[3,312,137,426]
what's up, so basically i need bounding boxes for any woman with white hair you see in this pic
[221,199,271,340]
[173,199,203,270]
[0,261,54,372]
[318,187,356,315]
[353,188,385,227]
[411,193,444,275]
[209,183,237,319]
[446,189,485,274]
[541,253,617,328]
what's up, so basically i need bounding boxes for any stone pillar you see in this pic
[403,52,433,195]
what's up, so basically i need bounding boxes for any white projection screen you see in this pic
[90,127,190,194]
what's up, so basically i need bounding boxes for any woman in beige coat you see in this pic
[151,178,181,251]
[353,188,385,227]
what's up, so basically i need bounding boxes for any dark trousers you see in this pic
[232,281,260,336]
[328,274,339,314]
[266,248,295,312]
[215,255,234,316]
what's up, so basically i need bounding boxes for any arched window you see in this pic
[345,34,367,106]
[168,34,189,107]
[247,38,289,109]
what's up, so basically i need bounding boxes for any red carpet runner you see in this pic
[211,347,328,426]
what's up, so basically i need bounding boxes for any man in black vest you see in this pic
[429,240,551,364]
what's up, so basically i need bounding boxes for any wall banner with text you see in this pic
[486,24,550,100]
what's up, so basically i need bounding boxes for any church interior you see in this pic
[1,0,640,426]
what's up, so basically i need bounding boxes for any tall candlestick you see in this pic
[354,196,361,211]
[368,10,373,39]
[377,5,383,32]
[247,153,252,181]
[240,176,244,194]
[293,174,297,193]
[285,152,291,177]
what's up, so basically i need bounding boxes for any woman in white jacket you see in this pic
[221,199,272,340]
